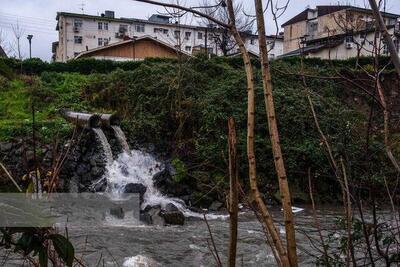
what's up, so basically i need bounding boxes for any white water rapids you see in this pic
[103,150,227,219]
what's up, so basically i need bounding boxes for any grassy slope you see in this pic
[0,57,392,203]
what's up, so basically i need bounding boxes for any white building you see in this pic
[53,10,283,62]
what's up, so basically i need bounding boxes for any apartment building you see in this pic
[53,10,283,62]
[280,5,400,59]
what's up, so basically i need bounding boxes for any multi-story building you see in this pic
[280,5,400,59]
[53,10,283,62]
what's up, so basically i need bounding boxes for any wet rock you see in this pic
[0,143,12,152]
[208,201,223,211]
[161,210,185,225]
[93,178,107,192]
[165,203,179,212]
[124,183,146,204]
[110,206,125,219]
[76,164,89,175]
[144,207,164,226]
[90,166,103,177]
[139,212,152,224]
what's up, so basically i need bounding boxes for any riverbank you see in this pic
[0,56,399,206]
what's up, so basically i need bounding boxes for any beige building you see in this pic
[53,10,283,62]
[75,35,191,61]
[281,5,400,59]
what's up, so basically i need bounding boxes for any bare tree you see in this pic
[201,0,254,56]
[0,29,10,56]
[11,21,24,60]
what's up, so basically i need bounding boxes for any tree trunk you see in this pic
[228,117,238,267]
[225,0,289,266]
[253,0,297,266]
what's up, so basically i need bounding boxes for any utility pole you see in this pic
[27,34,33,58]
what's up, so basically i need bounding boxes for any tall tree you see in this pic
[254,0,298,266]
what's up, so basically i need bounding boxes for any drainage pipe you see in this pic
[100,113,121,127]
[60,109,101,129]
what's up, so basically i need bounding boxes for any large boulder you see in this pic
[140,206,164,226]
[124,183,147,204]
[160,210,185,226]
[110,206,125,219]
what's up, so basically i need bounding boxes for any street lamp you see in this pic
[27,35,33,58]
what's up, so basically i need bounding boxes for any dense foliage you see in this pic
[0,57,394,203]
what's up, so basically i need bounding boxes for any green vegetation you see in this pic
[0,56,394,201]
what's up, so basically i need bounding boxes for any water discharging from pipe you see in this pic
[111,126,130,153]
[92,128,113,164]
[104,150,227,219]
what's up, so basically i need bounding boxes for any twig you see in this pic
[203,213,222,267]
[0,162,22,192]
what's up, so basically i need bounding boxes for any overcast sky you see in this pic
[1,0,399,61]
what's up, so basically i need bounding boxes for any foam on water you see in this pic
[103,150,228,219]
[123,255,159,267]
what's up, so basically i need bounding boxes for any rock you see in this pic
[208,201,223,211]
[148,207,164,226]
[124,183,146,194]
[93,178,107,192]
[161,210,185,225]
[124,183,147,204]
[90,166,103,177]
[165,203,179,212]
[110,207,125,219]
[0,143,12,152]
[140,206,167,226]
[76,164,89,175]
[139,212,152,224]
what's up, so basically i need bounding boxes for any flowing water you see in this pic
[112,125,131,153]
[93,128,114,164]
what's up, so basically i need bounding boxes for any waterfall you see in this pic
[103,150,227,219]
[92,128,113,164]
[111,125,130,153]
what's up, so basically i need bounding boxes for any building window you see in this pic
[163,29,169,34]
[98,22,103,30]
[119,24,128,33]
[197,32,203,39]
[135,24,145,32]
[250,38,255,45]
[104,38,109,46]
[74,36,83,44]
[98,38,103,46]
[360,31,366,39]
[185,32,191,40]
[174,30,180,39]
[74,19,83,28]
[104,22,108,30]
[185,46,191,52]
[154,28,159,33]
